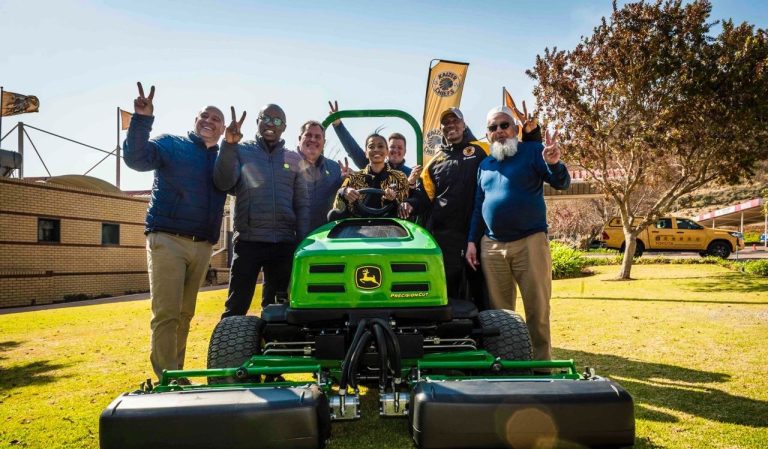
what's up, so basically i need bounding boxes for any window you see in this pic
[38,218,61,242]
[328,218,408,239]
[102,223,120,245]
[676,218,703,230]
[655,218,672,229]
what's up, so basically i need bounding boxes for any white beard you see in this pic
[490,137,518,160]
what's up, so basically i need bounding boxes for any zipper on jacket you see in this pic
[269,148,277,243]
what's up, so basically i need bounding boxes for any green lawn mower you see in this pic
[100,111,634,449]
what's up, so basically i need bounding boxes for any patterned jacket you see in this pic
[333,164,409,217]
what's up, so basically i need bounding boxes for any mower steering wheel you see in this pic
[354,188,397,217]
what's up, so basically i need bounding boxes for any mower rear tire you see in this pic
[478,309,533,361]
[207,315,263,384]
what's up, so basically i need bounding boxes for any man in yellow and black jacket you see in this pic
[402,107,489,304]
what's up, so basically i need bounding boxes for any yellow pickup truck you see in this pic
[601,217,744,258]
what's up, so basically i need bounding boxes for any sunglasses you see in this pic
[258,115,285,127]
[487,122,512,132]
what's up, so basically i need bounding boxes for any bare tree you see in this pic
[529,0,768,279]
[548,199,614,249]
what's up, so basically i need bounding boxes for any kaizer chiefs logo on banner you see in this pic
[423,128,444,156]
[432,71,461,97]
[355,266,382,290]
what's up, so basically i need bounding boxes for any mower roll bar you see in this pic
[322,109,424,165]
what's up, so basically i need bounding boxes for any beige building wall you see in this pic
[0,178,229,308]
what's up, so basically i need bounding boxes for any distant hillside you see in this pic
[673,161,767,219]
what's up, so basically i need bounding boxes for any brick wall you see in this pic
[0,178,230,307]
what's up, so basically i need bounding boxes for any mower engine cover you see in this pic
[289,218,447,309]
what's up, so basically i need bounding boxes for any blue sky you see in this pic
[1,0,766,190]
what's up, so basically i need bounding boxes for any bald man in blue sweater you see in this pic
[466,106,570,362]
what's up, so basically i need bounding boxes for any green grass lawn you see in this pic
[1,264,767,448]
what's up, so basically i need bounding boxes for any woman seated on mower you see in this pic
[328,133,410,220]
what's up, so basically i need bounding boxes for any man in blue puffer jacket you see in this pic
[215,103,310,316]
[123,82,227,382]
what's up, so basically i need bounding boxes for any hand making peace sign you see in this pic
[328,100,341,126]
[134,82,155,116]
[507,96,538,134]
[225,106,247,144]
[542,129,561,164]
[338,157,352,178]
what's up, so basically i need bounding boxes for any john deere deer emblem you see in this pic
[355,266,381,290]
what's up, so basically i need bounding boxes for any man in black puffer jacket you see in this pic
[214,104,310,317]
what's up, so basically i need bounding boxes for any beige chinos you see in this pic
[480,232,552,361]
[147,232,213,380]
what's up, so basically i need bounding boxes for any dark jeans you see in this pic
[433,229,487,310]
[222,240,296,318]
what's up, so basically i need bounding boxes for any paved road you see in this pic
[589,246,768,260]
[0,284,227,315]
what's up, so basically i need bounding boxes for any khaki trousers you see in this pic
[480,232,552,361]
[147,232,212,379]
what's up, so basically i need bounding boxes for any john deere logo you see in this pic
[432,71,461,97]
[355,266,381,290]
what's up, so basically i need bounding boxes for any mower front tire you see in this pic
[478,309,533,361]
[207,315,263,384]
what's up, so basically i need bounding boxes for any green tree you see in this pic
[528,0,768,279]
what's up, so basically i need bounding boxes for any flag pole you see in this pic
[115,107,121,189]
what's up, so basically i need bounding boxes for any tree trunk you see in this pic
[617,231,637,280]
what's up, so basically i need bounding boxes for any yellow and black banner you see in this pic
[421,59,469,163]
[1,90,39,117]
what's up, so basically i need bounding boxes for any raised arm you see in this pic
[541,129,570,190]
[213,106,246,192]
[123,82,163,171]
[328,100,368,169]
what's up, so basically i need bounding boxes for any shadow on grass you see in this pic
[633,437,666,449]
[0,340,21,361]
[0,359,71,393]
[0,340,70,393]
[555,348,768,428]
[560,296,767,305]
[683,275,768,294]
